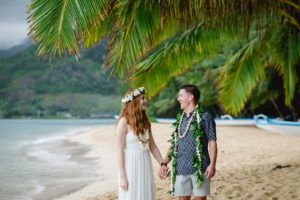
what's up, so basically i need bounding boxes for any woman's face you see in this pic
[140,94,147,110]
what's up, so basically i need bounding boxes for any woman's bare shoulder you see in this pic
[117,117,128,127]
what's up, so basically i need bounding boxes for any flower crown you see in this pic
[121,87,145,104]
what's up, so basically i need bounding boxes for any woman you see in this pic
[116,87,167,200]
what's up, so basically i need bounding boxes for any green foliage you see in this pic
[133,24,221,98]
[249,73,280,111]
[39,93,120,118]
[0,43,121,118]
[26,0,300,116]
[219,35,266,115]
[28,0,109,59]
[268,24,300,105]
[147,56,223,117]
[28,0,278,62]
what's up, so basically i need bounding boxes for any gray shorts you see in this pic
[174,174,210,197]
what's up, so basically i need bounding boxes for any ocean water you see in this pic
[0,119,115,200]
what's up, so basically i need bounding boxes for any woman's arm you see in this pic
[148,131,164,165]
[116,117,128,191]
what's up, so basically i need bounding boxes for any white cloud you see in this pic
[0,0,29,49]
[0,23,28,49]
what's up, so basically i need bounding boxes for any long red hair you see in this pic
[118,91,151,136]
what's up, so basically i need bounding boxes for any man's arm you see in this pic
[163,145,171,164]
[205,140,217,180]
[203,111,217,180]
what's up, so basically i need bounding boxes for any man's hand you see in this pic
[120,177,129,191]
[205,164,216,180]
[158,165,168,179]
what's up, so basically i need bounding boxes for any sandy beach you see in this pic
[57,124,300,200]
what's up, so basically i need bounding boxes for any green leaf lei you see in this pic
[167,104,205,195]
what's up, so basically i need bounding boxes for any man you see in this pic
[159,84,217,200]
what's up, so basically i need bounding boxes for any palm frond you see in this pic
[278,0,300,31]
[159,0,278,32]
[28,0,108,60]
[105,0,162,78]
[268,25,300,105]
[278,10,300,30]
[281,0,300,11]
[82,5,115,49]
[219,36,265,115]
[132,24,220,97]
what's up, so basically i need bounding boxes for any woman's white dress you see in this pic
[118,130,155,200]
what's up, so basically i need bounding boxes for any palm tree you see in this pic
[27,0,300,115]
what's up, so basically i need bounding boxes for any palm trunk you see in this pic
[270,98,284,119]
[290,105,297,121]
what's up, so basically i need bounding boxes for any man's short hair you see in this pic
[180,84,200,104]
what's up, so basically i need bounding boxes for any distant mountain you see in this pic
[0,37,32,58]
[0,41,123,118]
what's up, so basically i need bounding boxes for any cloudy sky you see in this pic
[0,0,30,49]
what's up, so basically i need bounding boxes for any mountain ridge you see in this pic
[0,41,122,118]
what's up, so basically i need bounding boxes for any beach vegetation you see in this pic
[27,0,300,118]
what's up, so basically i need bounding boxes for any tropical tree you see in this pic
[147,55,224,118]
[27,0,300,115]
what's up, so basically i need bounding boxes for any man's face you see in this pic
[177,89,193,110]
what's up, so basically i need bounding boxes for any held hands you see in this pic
[120,177,128,191]
[205,164,216,180]
[158,165,168,180]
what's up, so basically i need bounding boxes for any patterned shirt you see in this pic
[176,111,217,175]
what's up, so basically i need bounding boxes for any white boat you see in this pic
[215,114,255,126]
[254,114,300,135]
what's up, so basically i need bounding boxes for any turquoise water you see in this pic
[0,119,115,200]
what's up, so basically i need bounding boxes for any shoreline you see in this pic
[30,133,102,200]
[55,124,300,200]
[54,125,118,200]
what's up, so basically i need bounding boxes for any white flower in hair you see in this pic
[121,87,145,104]
[138,87,145,92]
[133,90,140,96]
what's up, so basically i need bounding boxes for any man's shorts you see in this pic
[174,174,210,197]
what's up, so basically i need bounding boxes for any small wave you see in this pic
[26,149,74,165]
[33,183,45,194]
[22,140,30,146]
[30,127,93,145]
[31,135,67,145]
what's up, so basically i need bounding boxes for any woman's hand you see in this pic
[120,177,129,191]
[158,165,168,180]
